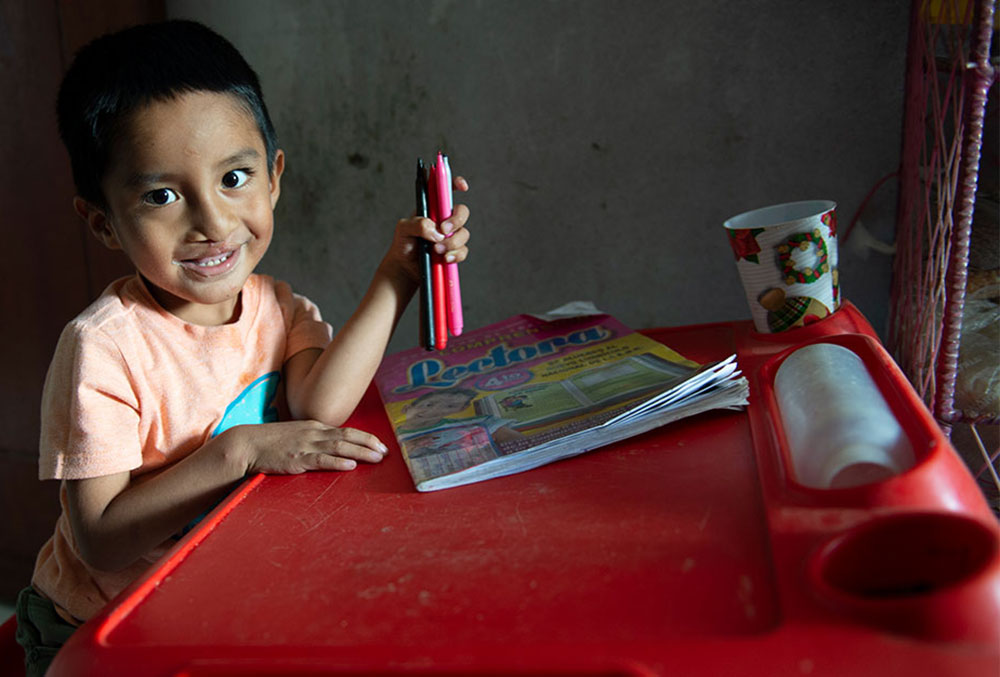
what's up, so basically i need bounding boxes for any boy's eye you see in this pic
[143,188,178,206]
[222,169,251,189]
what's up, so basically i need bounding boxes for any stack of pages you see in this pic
[374,305,749,491]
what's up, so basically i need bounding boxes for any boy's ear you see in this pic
[73,197,121,250]
[269,149,285,209]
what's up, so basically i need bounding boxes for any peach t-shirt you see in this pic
[32,273,333,622]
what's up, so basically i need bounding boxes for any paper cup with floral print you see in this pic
[724,200,840,333]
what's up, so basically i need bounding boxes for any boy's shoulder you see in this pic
[49,275,160,371]
[64,275,152,336]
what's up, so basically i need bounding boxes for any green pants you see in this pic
[14,587,77,677]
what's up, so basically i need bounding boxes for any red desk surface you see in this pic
[50,304,1000,676]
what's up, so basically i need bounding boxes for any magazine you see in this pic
[374,306,749,491]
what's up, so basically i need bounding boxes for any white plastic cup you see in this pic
[774,343,915,489]
[724,200,840,333]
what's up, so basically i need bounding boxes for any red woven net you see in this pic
[888,0,997,424]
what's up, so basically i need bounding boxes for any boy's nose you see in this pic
[190,194,239,242]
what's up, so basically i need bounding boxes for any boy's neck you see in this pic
[141,274,245,326]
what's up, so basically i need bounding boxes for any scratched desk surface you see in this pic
[51,305,1000,676]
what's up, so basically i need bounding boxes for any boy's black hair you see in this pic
[57,19,278,207]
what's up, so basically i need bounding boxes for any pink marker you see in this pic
[437,152,463,337]
[427,163,448,350]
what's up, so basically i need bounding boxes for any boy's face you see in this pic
[80,91,284,325]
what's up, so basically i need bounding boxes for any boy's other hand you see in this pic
[384,176,471,284]
[227,420,389,474]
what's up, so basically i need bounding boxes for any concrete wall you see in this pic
[171,0,908,351]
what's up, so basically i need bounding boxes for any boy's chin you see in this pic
[145,275,249,323]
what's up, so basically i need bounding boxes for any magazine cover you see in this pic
[374,309,748,491]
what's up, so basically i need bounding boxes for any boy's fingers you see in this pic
[311,454,358,472]
[320,427,388,462]
[415,217,445,243]
[336,426,387,451]
[310,441,383,466]
[447,204,470,228]
[443,245,469,264]
[445,227,470,248]
[397,216,437,240]
[435,226,470,260]
[397,217,445,242]
[452,175,470,192]
[438,205,469,239]
[409,203,469,245]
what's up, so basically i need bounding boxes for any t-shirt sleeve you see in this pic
[274,281,333,360]
[38,322,143,480]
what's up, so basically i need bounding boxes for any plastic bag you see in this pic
[955,298,1000,419]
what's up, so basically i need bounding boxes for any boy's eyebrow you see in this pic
[124,170,173,189]
[217,148,262,169]
[123,148,263,188]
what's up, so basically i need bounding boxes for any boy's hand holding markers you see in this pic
[384,175,470,286]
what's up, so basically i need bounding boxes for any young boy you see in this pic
[15,19,470,675]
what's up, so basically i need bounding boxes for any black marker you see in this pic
[415,158,435,351]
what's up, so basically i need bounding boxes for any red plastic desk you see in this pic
[49,304,1000,676]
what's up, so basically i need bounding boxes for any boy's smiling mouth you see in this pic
[173,243,245,277]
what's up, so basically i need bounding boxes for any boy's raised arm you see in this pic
[285,181,470,426]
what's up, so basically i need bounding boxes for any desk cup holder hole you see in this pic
[811,512,1000,641]
[816,513,995,599]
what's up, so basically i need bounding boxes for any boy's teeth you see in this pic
[195,252,231,266]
